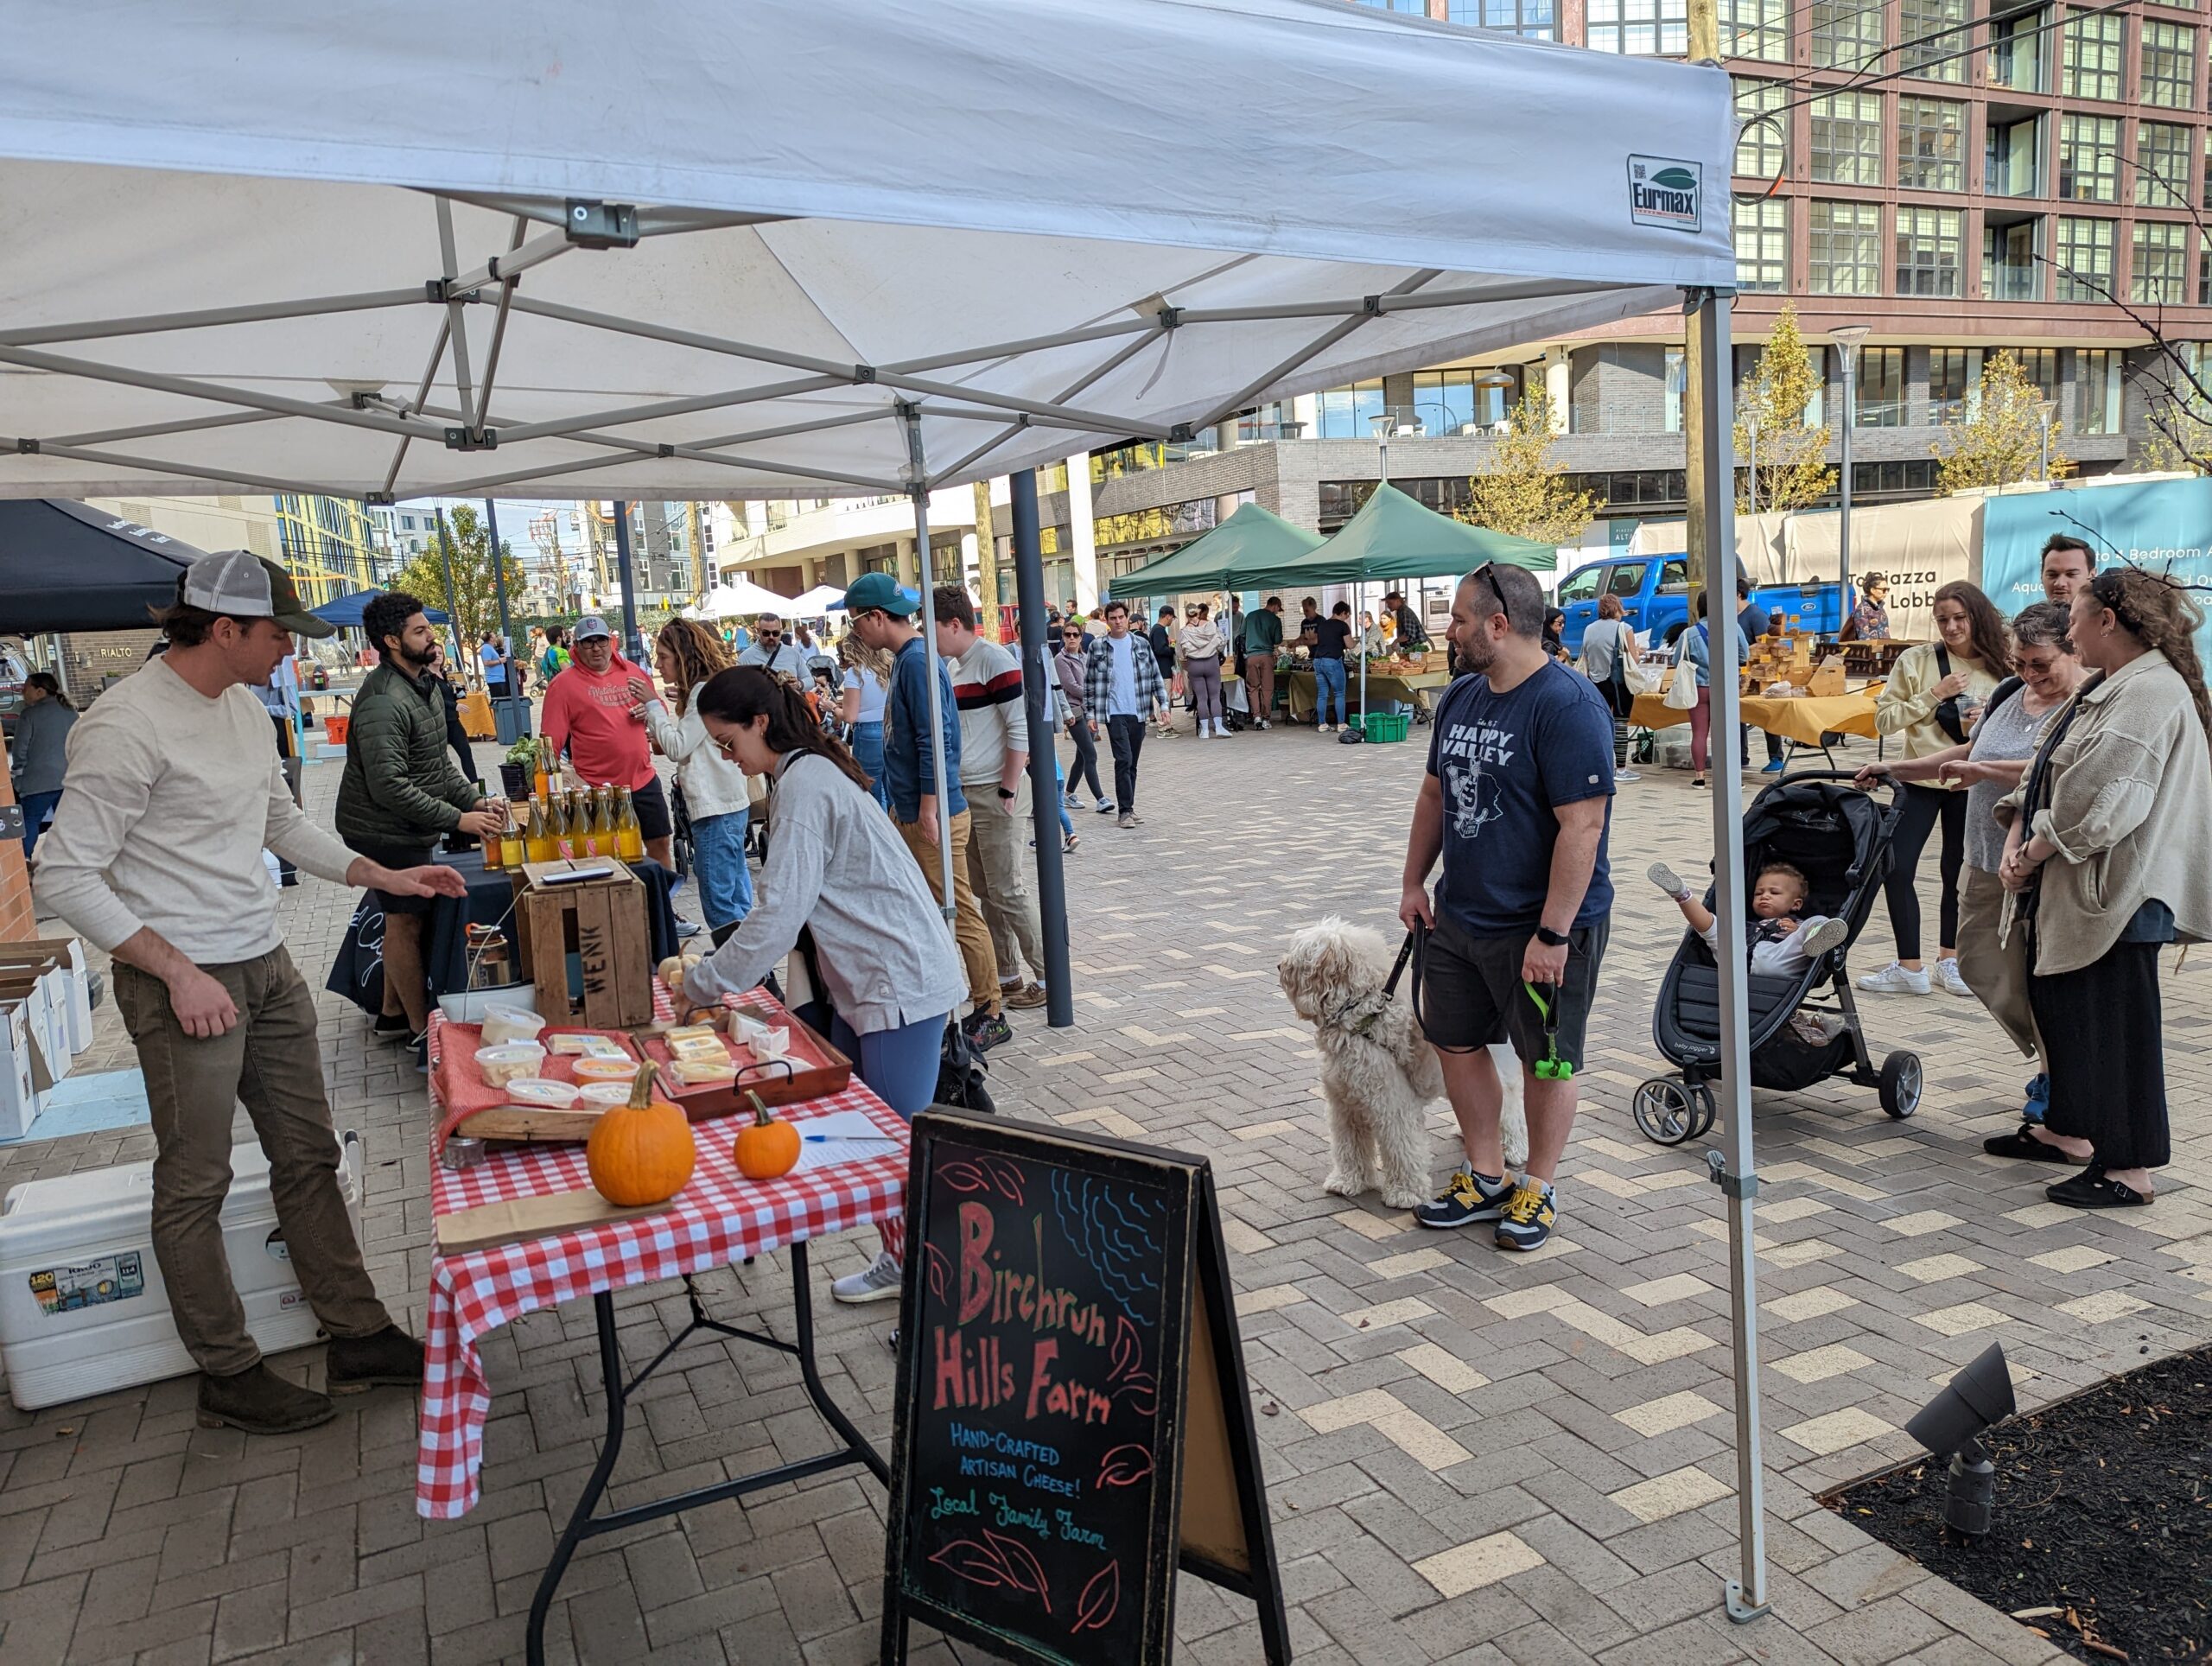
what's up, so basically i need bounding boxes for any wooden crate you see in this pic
[510,861,655,1029]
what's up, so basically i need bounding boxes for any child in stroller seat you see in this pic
[1649,860,1851,1046]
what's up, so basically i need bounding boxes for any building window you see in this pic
[1993,6,2051,92]
[1812,0,1885,67]
[1854,347,1908,426]
[1723,0,1789,60]
[2077,348,2124,433]
[1928,347,1981,418]
[1897,97,1966,189]
[2142,22,2198,108]
[1986,219,2042,299]
[1586,0,1688,54]
[1810,92,1885,183]
[2134,219,2193,302]
[2061,9,2126,100]
[1899,0,1967,79]
[1734,79,1789,178]
[1412,368,1508,436]
[1317,380,1387,439]
[1732,197,1789,291]
[1896,206,1965,295]
[2058,114,2122,201]
[1446,0,1555,37]
[2009,348,2061,410]
[2139,120,2195,206]
[1809,200,1884,294]
[2055,217,2118,300]
[1986,113,2044,196]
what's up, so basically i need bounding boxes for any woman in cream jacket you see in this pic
[1995,569,2212,1208]
[629,618,753,945]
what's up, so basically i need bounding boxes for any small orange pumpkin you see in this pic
[587,1064,696,1205]
[733,1091,800,1180]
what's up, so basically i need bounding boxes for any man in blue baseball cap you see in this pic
[842,573,1008,1051]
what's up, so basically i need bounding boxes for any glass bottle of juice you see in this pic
[577,787,601,858]
[615,786,645,862]
[551,793,575,860]
[532,738,551,803]
[524,798,556,864]
[499,804,526,869]
[480,808,504,871]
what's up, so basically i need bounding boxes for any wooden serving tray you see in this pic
[635,1003,854,1122]
[435,1186,680,1256]
[451,1104,605,1143]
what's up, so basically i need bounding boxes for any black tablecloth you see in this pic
[324,849,683,1015]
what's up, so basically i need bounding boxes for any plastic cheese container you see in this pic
[504,1078,581,1110]
[570,1056,640,1084]
[479,1006,548,1047]
[576,1082,632,1110]
[475,1043,548,1087]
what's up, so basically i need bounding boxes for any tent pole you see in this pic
[900,407,957,924]
[484,498,526,739]
[432,508,466,670]
[611,501,643,664]
[1692,287,1770,1627]
[1010,468,1072,1028]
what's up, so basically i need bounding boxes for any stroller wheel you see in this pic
[1633,1078,1700,1146]
[1687,1082,1718,1139]
[1878,1052,1923,1119]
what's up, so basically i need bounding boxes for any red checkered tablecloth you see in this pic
[416,995,907,1518]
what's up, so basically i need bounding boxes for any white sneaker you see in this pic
[1647,861,1690,900]
[831,1250,903,1305]
[1802,918,1851,960]
[1856,960,1931,995]
[1616,768,1643,781]
[1935,957,1972,996]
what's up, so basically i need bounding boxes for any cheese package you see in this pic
[669,1036,728,1062]
[570,1056,639,1084]
[668,1056,737,1085]
[549,1033,627,1059]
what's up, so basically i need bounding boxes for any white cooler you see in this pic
[0,1131,365,1410]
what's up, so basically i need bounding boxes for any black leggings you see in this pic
[1065,716,1104,801]
[1882,783,1966,960]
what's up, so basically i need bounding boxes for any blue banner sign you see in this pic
[1981,480,2212,631]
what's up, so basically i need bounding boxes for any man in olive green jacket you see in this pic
[335,592,504,1045]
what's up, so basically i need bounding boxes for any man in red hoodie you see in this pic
[539,615,674,868]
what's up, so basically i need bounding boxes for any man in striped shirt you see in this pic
[933,587,1049,1012]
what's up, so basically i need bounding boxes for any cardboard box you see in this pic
[510,860,654,1029]
[0,967,66,1094]
[0,939,90,1055]
[0,1003,38,1141]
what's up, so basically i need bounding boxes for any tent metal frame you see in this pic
[0,183,1771,1631]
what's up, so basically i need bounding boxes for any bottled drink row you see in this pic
[482,740,645,871]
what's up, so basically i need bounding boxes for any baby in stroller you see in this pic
[1648,860,1849,979]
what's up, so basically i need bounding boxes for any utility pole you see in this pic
[973,480,1001,640]
[1682,0,1719,598]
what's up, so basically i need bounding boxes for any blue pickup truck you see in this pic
[1554,555,1845,654]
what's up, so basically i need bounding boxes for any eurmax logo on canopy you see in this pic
[1628,157,1702,232]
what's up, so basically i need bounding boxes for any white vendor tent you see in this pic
[0,0,1783,1631]
[692,576,798,620]
[788,584,852,618]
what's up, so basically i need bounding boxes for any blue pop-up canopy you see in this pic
[311,589,448,628]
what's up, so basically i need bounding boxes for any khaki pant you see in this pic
[965,779,1047,987]
[114,949,391,1377]
[894,809,1001,1016]
[1246,655,1275,723]
[1955,864,2039,1059]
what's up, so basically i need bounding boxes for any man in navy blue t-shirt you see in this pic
[1399,563,1614,1252]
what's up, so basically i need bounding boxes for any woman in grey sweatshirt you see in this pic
[12,673,76,862]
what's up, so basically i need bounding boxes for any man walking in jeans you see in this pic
[842,572,1010,1052]
[1084,600,1167,829]
[1398,563,1615,1253]
[35,552,467,1434]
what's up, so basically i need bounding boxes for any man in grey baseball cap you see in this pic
[35,552,467,1435]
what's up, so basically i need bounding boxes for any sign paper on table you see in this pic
[792,1110,905,1169]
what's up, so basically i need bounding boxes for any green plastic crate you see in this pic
[1359,711,1411,744]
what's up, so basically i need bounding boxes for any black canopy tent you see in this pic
[0,499,204,632]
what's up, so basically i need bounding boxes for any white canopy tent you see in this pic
[788,584,851,618]
[692,575,798,620]
[0,0,1776,1638]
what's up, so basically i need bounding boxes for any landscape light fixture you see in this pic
[1904,1341,2016,1540]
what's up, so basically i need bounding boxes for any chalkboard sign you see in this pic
[881,1109,1288,1666]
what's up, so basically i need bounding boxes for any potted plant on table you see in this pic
[499,736,537,800]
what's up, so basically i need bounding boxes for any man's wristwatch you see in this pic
[997,786,1016,800]
[1534,925,1570,948]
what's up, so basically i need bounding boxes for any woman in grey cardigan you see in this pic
[1996,569,2212,1209]
[12,672,76,862]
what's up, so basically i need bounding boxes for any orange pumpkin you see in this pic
[587,1064,696,1205]
[733,1091,800,1180]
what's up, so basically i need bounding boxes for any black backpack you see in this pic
[935,1021,995,1114]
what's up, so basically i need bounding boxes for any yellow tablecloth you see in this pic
[1283,667,1451,721]
[1630,689,1880,747]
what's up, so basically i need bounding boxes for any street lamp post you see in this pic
[1830,326,1871,632]
[2037,400,2056,480]
[1745,408,1761,517]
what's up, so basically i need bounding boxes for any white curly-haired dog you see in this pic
[1278,916,1528,1211]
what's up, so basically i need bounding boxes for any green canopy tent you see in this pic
[1273,483,1559,728]
[1105,500,1325,601]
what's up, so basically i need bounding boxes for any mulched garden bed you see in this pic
[1827,1342,2210,1665]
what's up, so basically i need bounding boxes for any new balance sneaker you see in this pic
[1493,1181,1557,1252]
[1856,960,1930,995]
[1414,1167,1516,1230]
[1802,918,1851,960]
[1934,958,1972,997]
[962,1011,1014,1053]
[832,1250,904,1304]
[1095,798,1115,815]
[1647,862,1690,900]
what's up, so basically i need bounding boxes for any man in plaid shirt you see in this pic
[1083,600,1168,828]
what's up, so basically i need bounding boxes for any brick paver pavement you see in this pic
[0,720,2203,1664]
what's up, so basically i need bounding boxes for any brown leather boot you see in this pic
[197,1364,335,1434]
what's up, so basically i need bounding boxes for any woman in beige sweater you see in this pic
[1860,582,2008,997]
[1995,569,2212,1208]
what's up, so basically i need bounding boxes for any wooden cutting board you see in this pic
[435,1186,682,1256]
[453,1105,603,1143]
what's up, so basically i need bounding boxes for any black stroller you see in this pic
[1632,772,1925,1145]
